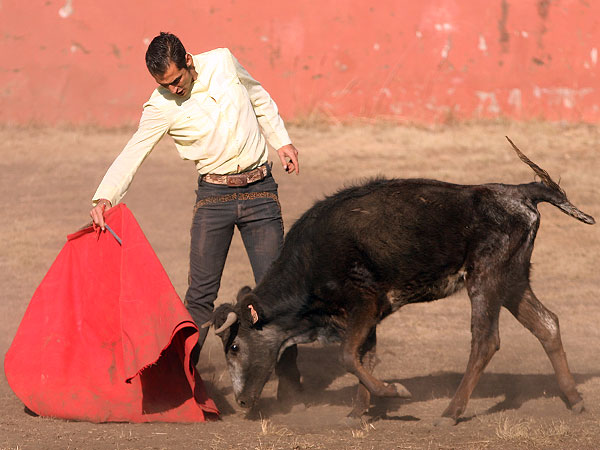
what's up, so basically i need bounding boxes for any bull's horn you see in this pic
[214,311,238,334]
[200,319,213,329]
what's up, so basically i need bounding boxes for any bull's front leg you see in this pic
[275,344,303,411]
[348,327,379,418]
[341,311,411,400]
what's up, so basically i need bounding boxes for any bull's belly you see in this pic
[386,268,467,312]
[282,326,342,353]
[286,268,467,349]
[284,269,467,352]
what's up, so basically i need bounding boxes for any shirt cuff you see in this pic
[267,131,292,152]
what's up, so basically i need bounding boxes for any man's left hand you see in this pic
[277,144,300,175]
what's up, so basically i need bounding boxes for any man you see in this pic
[90,32,300,354]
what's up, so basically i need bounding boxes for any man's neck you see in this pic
[186,53,198,82]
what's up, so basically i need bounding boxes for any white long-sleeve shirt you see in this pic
[92,48,292,206]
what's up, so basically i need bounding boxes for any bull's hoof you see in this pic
[571,400,585,414]
[277,401,293,414]
[339,414,367,427]
[244,407,262,421]
[379,382,412,398]
[392,382,412,398]
[277,381,303,404]
[288,403,308,414]
[347,407,368,420]
[432,416,457,427]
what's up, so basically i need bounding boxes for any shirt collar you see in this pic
[190,54,208,93]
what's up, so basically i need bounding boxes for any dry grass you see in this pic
[496,414,571,447]
[260,418,293,437]
[256,418,322,450]
[350,421,376,438]
[495,415,532,440]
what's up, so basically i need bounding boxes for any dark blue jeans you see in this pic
[184,171,284,346]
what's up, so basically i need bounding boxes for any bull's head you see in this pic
[204,286,283,409]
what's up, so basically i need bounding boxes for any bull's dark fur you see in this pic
[212,139,595,423]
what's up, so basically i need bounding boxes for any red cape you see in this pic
[4,204,218,422]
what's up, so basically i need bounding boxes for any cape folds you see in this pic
[4,204,218,422]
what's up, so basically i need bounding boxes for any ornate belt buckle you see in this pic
[227,175,248,187]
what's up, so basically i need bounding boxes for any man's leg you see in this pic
[185,188,236,352]
[236,177,284,283]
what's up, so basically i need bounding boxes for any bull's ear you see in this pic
[236,286,253,302]
[239,293,266,329]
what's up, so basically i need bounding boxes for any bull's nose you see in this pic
[237,398,251,408]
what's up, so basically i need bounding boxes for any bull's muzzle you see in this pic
[235,394,256,409]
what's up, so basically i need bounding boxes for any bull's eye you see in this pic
[230,343,239,353]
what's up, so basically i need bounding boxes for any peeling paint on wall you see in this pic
[0,0,599,125]
[441,38,452,60]
[533,86,594,109]
[507,89,522,112]
[70,42,90,54]
[498,0,510,53]
[476,91,501,115]
[478,34,487,52]
[58,0,73,18]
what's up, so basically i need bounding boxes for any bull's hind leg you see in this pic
[504,287,583,412]
[440,276,502,424]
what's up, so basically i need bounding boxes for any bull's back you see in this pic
[319,180,472,269]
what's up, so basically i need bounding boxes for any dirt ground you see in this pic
[1,121,599,449]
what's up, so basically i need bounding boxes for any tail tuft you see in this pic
[505,136,565,196]
[506,136,595,225]
[559,202,596,225]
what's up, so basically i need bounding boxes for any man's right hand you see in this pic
[90,199,112,230]
[276,144,300,175]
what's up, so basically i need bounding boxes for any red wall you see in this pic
[1,0,599,125]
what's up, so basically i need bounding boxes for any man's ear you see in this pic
[239,293,265,329]
[185,52,194,68]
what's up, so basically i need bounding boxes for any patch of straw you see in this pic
[496,414,570,446]
[259,418,292,437]
[351,420,376,438]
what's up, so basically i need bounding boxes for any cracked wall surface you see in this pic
[0,0,598,125]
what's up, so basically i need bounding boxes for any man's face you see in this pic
[153,53,196,97]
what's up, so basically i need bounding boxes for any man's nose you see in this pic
[168,85,178,94]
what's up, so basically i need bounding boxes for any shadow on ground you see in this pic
[203,344,599,420]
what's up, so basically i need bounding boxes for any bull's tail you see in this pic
[506,136,595,225]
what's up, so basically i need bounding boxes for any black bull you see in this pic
[205,138,595,424]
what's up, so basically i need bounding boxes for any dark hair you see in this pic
[145,32,187,76]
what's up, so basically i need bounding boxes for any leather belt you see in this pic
[202,164,268,187]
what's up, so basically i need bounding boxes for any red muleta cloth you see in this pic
[4,204,218,422]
